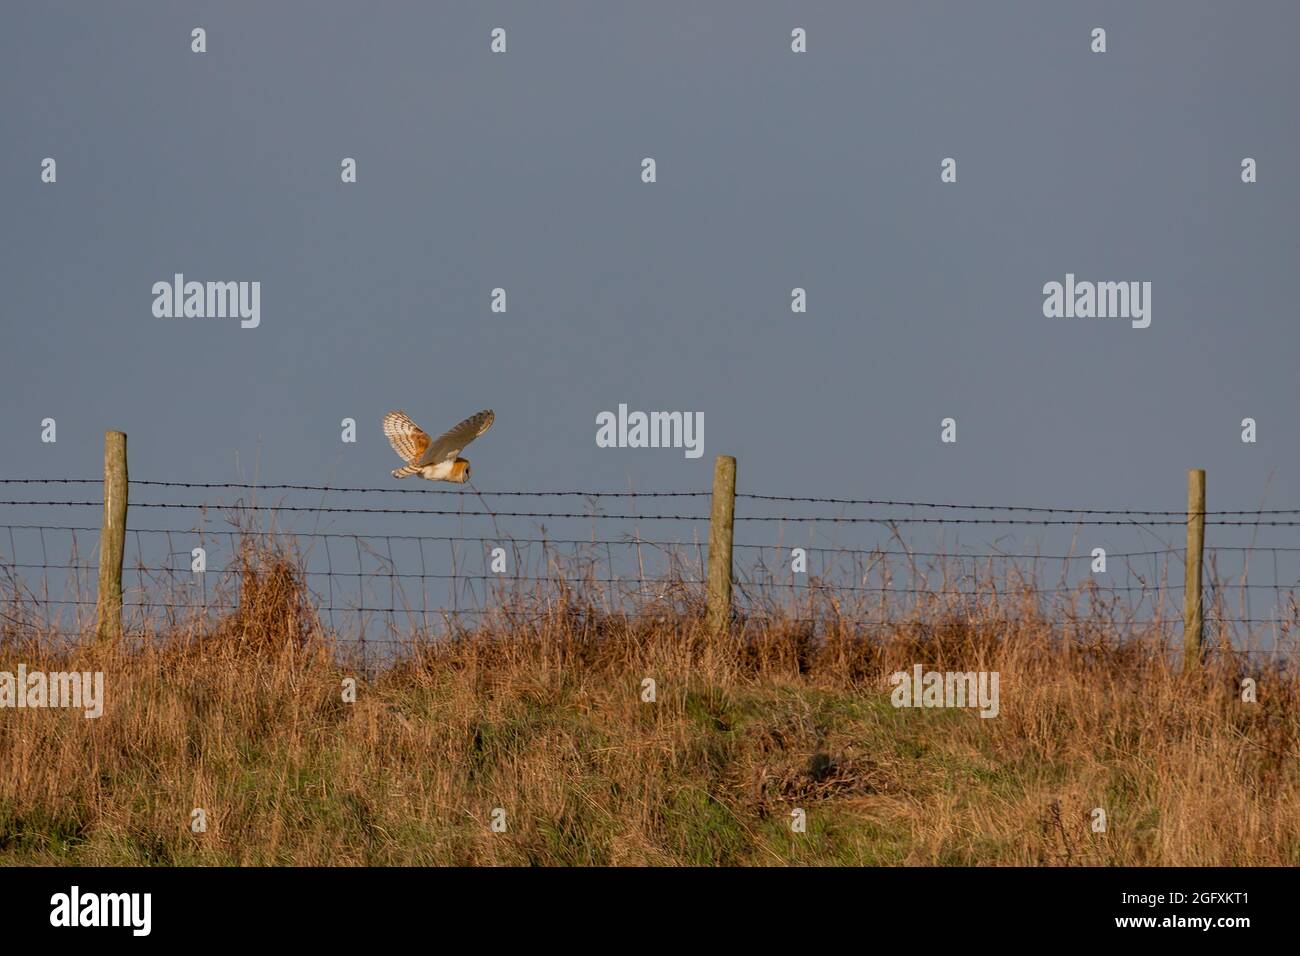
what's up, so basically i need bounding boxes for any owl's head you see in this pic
[451,458,471,483]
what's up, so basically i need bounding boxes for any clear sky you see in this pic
[2,2,1298,630]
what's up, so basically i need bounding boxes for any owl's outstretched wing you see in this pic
[382,411,432,464]
[421,409,495,464]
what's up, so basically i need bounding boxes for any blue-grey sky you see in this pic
[2,2,1298,595]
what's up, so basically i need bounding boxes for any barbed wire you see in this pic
[0,479,711,498]
[0,499,711,520]
[735,492,1300,517]
[1,478,1296,517]
[6,499,1300,526]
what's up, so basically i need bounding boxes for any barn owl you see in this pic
[382,409,494,482]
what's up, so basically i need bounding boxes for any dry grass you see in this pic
[0,533,1296,866]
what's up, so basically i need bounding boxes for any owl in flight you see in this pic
[382,409,494,483]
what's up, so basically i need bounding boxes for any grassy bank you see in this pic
[1,548,1296,866]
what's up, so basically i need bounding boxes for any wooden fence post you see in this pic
[706,455,736,634]
[95,430,128,644]
[1182,467,1205,674]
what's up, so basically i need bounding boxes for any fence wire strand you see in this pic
[0,479,1297,649]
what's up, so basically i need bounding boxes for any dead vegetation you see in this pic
[0,528,1296,866]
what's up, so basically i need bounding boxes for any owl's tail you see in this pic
[392,464,421,479]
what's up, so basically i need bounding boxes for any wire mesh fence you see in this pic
[1,478,1298,658]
